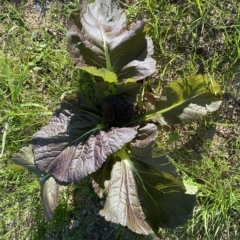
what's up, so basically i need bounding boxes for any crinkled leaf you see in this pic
[12,145,65,221]
[80,66,118,83]
[99,160,153,235]
[142,75,222,125]
[130,124,179,177]
[66,0,156,81]
[33,107,138,182]
[131,123,158,149]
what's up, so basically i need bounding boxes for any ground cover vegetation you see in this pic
[0,0,240,239]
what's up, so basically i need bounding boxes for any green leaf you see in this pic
[141,75,222,125]
[183,181,198,195]
[94,81,141,103]
[80,66,118,83]
[12,145,44,178]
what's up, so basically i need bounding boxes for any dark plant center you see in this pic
[102,95,134,129]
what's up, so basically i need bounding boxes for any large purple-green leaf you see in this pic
[66,0,156,81]
[129,126,196,232]
[140,75,222,126]
[99,160,153,235]
[12,145,66,220]
[132,158,196,232]
[32,108,138,183]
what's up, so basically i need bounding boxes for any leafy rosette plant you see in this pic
[12,0,222,237]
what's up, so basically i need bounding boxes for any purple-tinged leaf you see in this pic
[33,108,138,182]
[40,176,67,221]
[99,160,153,235]
[66,0,156,81]
[130,123,179,176]
[131,123,158,149]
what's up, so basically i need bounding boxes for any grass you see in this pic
[0,0,240,239]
